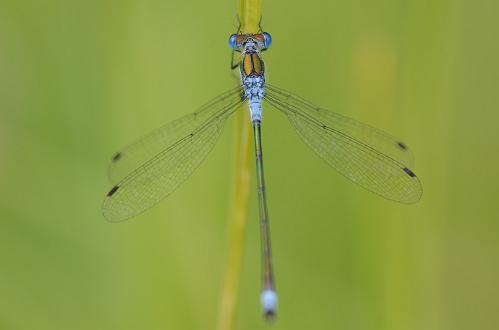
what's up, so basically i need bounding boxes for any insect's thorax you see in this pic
[241,52,265,76]
[240,51,265,122]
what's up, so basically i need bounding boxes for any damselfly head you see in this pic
[228,32,272,52]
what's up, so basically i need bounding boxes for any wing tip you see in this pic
[107,185,119,197]
[112,152,122,162]
[403,167,416,178]
[397,141,408,150]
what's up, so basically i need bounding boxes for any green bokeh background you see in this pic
[1,0,498,329]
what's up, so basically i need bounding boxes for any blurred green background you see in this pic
[1,0,498,329]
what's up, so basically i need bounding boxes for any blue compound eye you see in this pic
[262,32,272,48]
[228,34,238,49]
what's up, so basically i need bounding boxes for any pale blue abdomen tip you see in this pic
[260,289,278,321]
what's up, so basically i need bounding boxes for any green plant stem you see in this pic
[216,1,261,329]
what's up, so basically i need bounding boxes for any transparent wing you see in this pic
[266,84,415,167]
[102,87,244,222]
[108,86,244,184]
[264,84,422,203]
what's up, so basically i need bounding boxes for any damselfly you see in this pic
[102,31,422,321]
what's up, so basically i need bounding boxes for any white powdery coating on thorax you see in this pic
[243,75,265,122]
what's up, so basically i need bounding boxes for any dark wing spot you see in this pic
[403,167,416,177]
[397,142,407,150]
[107,185,119,197]
[112,152,122,162]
